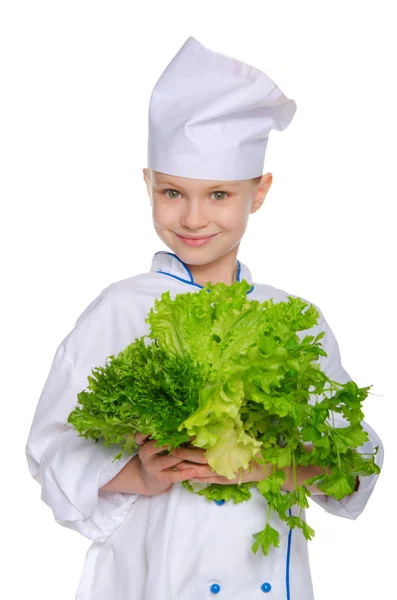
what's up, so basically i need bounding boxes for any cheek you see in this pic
[152,202,176,227]
[223,206,250,231]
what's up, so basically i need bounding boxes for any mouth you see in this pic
[176,233,219,239]
[175,233,219,246]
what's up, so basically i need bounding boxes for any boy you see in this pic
[26,36,383,599]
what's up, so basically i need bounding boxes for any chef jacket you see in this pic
[26,250,384,599]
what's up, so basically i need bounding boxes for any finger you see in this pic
[173,463,217,478]
[139,439,170,459]
[191,476,235,484]
[135,432,151,446]
[153,454,185,472]
[173,461,199,471]
[171,447,208,464]
[160,467,197,484]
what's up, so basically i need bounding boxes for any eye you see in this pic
[211,191,228,200]
[163,189,181,199]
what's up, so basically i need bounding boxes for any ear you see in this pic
[250,173,273,214]
[260,172,273,190]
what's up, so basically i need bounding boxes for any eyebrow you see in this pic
[154,180,240,190]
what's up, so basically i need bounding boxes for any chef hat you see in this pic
[147,36,297,181]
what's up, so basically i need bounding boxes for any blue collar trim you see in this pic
[154,251,254,294]
[286,508,292,599]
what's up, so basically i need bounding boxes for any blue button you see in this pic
[210,583,221,594]
[214,499,225,505]
[261,582,272,593]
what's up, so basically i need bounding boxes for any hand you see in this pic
[134,433,200,496]
[171,445,270,485]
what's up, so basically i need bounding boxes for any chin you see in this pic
[177,249,228,267]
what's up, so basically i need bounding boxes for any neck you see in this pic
[184,247,240,287]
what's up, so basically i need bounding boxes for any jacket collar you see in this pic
[150,251,254,292]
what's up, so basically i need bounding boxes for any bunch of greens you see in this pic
[68,279,380,555]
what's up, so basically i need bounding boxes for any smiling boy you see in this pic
[26,36,383,600]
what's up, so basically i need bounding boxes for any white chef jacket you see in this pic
[26,251,384,600]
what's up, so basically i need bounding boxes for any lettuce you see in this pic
[67,279,380,555]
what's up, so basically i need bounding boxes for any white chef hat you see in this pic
[147,36,297,181]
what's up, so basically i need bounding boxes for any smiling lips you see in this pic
[176,233,219,246]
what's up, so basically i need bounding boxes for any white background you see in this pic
[1,1,395,598]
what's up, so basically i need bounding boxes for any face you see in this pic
[142,168,272,271]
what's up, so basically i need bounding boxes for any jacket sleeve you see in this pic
[25,290,143,542]
[308,312,384,519]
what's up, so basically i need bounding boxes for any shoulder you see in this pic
[101,271,164,299]
[63,272,165,359]
[74,272,165,320]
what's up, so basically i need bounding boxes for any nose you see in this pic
[180,199,209,229]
